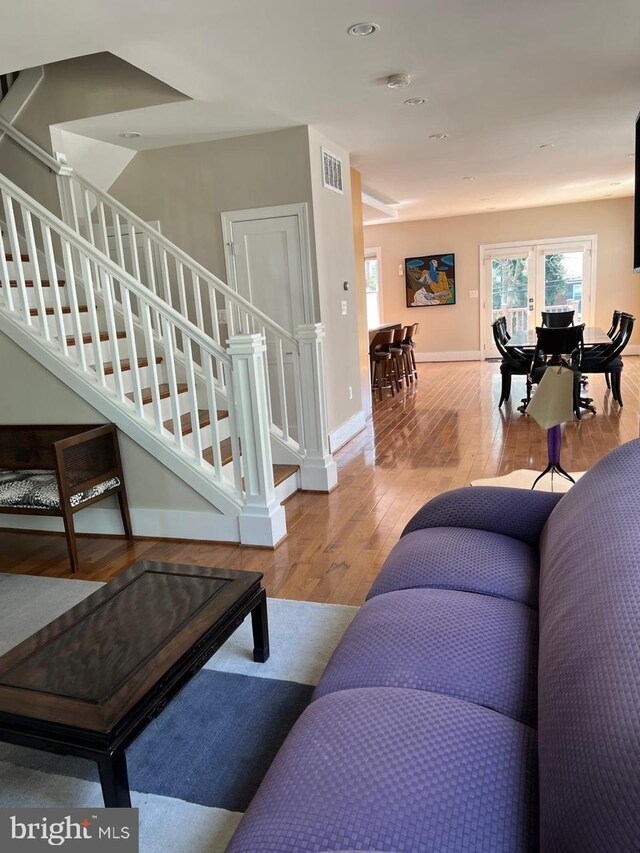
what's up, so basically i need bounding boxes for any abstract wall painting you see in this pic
[405,254,456,307]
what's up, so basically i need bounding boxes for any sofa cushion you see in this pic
[368,527,539,608]
[226,687,538,853]
[537,438,640,852]
[0,469,120,511]
[314,588,538,726]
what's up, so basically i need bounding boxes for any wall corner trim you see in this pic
[329,409,366,452]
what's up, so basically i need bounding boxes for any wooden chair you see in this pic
[370,330,395,400]
[0,424,132,572]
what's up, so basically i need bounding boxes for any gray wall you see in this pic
[0,52,186,212]
[110,125,315,287]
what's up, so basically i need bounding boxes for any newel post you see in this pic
[227,332,287,547]
[295,323,338,492]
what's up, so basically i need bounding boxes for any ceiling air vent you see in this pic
[322,147,343,194]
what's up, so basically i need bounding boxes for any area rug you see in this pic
[0,574,357,852]
[470,468,585,492]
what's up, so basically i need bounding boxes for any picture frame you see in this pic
[405,254,456,307]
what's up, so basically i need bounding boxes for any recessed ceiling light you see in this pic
[387,73,411,89]
[518,197,525,201]
[462,176,476,181]
[119,131,141,139]
[539,143,555,149]
[479,196,490,201]
[429,133,448,140]
[610,181,621,186]
[487,207,497,211]
[404,97,427,106]
[627,153,635,158]
[604,194,614,198]
[347,22,380,36]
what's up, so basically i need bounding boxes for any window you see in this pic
[365,250,381,329]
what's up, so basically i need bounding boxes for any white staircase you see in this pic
[0,110,337,547]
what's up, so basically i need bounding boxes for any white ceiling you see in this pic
[1,0,639,223]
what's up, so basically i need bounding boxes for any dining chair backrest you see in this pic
[598,313,636,364]
[402,323,418,345]
[532,324,585,368]
[541,309,575,328]
[492,318,509,354]
[608,310,622,339]
[497,315,510,340]
[370,329,395,353]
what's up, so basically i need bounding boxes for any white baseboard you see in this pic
[415,350,482,362]
[624,346,640,356]
[329,410,366,452]
[0,507,241,542]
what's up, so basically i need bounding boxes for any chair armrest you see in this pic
[402,486,564,547]
[53,425,122,500]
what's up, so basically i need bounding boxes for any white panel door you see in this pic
[225,213,308,335]
[222,205,314,441]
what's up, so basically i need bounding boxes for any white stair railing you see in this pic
[0,169,286,530]
[0,115,337,492]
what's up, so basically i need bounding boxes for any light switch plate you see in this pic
[341,300,348,315]
[469,290,479,298]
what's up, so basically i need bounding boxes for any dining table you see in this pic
[505,326,610,349]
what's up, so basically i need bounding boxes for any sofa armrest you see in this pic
[402,486,564,547]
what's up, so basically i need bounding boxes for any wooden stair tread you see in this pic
[102,357,162,375]
[164,408,228,436]
[66,331,126,346]
[30,305,88,316]
[273,464,300,487]
[202,442,300,488]
[3,279,65,287]
[203,439,233,467]
[127,383,189,405]
[4,254,30,262]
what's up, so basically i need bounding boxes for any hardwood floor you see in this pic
[2,359,639,605]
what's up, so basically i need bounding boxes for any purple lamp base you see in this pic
[531,425,576,490]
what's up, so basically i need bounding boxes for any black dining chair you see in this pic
[541,309,575,328]
[492,318,531,407]
[519,324,591,418]
[581,313,635,406]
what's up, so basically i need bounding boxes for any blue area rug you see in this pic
[0,576,358,852]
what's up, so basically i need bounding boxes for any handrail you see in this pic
[0,114,297,347]
[0,168,231,365]
[0,115,63,175]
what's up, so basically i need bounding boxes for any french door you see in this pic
[482,236,595,358]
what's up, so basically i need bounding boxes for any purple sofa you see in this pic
[227,440,640,853]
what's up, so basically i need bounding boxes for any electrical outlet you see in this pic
[348,386,353,400]
[341,300,348,315]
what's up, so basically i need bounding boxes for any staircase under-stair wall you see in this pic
[0,77,338,548]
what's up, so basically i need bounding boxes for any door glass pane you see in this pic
[491,257,529,335]
[543,251,584,322]
[365,257,380,329]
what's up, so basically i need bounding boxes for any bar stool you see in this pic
[389,326,409,391]
[370,329,395,400]
[402,323,419,384]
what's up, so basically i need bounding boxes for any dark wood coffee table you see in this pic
[0,561,269,807]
